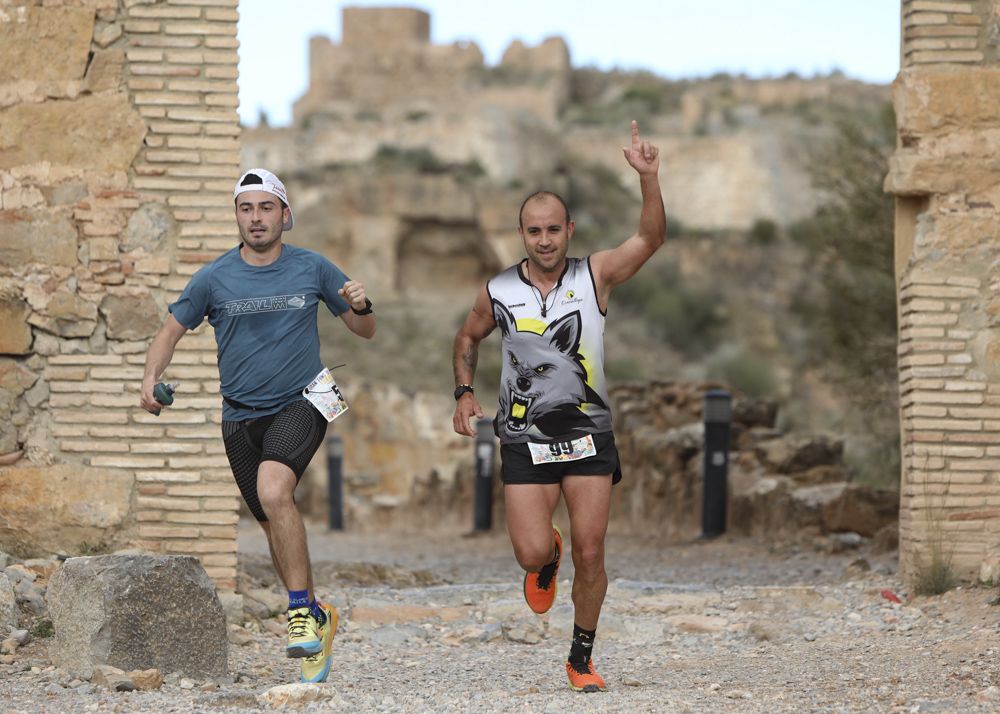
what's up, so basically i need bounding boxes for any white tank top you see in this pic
[486,257,612,444]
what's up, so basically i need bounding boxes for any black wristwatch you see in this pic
[454,384,474,401]
[351,298,373,316]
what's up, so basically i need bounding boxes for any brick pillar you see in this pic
[123,0,242,590]
[889,0,1000,582]
[0,0,241,592]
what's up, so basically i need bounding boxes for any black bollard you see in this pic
[326,435,344,531]
[701,390,732,539]
[473,418,495,532]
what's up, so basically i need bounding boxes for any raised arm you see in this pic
[590,120,666,310]
[452,285,497,437]
[140,313,188,413]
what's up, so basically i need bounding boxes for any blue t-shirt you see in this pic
[169,243,351,421]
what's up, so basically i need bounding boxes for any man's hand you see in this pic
[453,392,485,438]
[339,280,368,312]
[139,378,165,415]
[622,120,659,175]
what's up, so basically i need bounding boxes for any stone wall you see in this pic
[0,0,241,590]
[888,0,1000,582]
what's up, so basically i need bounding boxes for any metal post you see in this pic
[326,435,344,530]
[701,390,732,538]
[473,418,495,532]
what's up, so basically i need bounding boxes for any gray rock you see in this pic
[15,579,47,616]
[45,554,228,680]
[4,564,35,586]
[0,573,17,631]
[0,551,9,570]
[369,624,428,647]
[10,629,30,645]
[91,664,135,692]
[199,690,261,709]
[502,621,544,644]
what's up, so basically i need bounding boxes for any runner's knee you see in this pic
[571,541,605,574]
[513,540,554,572]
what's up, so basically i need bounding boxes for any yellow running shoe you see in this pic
[523,525,563,614]
[300,603,338,683]
[286,606,321,658]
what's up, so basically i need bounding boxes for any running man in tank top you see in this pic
[452,121,666,693]
[139,169,376,684]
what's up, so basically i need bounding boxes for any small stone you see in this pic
[1,639,17,654]
[128,668,163,691]
[200,681,218,692]
[10,629,31,646]
[179,678,196,690]
[258,683,329,707]
[977,686,1000,702]
[228,623,254,646]
[91,664,134,692]
[263,619,285,638]
[44,682,64,696]
[0,654,14,665]
[804,633,817,642]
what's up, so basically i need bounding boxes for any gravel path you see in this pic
[2,521,999,712]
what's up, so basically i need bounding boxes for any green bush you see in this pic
[708,349,779,398]
[748,218,778,246]
[31,619,54,638]
[614,261,728,357]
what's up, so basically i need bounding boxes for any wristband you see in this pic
[351,298,373,316]
[454,384,474,401]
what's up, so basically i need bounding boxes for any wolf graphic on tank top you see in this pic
[487,257,612,444]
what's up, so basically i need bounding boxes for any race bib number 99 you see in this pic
[527,434,596,465]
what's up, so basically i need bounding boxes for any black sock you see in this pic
[568,623,596,664]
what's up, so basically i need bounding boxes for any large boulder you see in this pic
[753,433,844,474]
[46,555,228,680]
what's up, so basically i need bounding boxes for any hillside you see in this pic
[242,8,896,486]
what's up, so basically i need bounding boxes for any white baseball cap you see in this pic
[234,168,294,231]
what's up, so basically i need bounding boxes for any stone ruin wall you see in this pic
[889,0,1000,582]
[0,0,241,591]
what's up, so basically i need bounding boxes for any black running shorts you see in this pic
[500,431,623,486]
[222,399,328,521]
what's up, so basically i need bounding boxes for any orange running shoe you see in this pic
[523,525,562,614]
[566,659,607,693]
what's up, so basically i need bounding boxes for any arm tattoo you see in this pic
[462,343,478,373]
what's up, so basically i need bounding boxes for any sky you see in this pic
[237,0,901,127]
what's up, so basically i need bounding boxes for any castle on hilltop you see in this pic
[244,6,571,182]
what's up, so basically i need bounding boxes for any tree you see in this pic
[789,103,899,486]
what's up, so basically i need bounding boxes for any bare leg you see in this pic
[256,460,311,594]
[259,520,315,599]
[504,483,562,571]
[561,475,612,630]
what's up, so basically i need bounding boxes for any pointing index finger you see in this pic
[631,120,640,150]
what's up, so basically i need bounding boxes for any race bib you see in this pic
[528,434,596,465]
[302,367,349,422]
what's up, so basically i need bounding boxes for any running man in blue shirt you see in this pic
[140,168,375,683]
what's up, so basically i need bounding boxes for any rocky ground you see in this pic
[2,521,1000,713]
